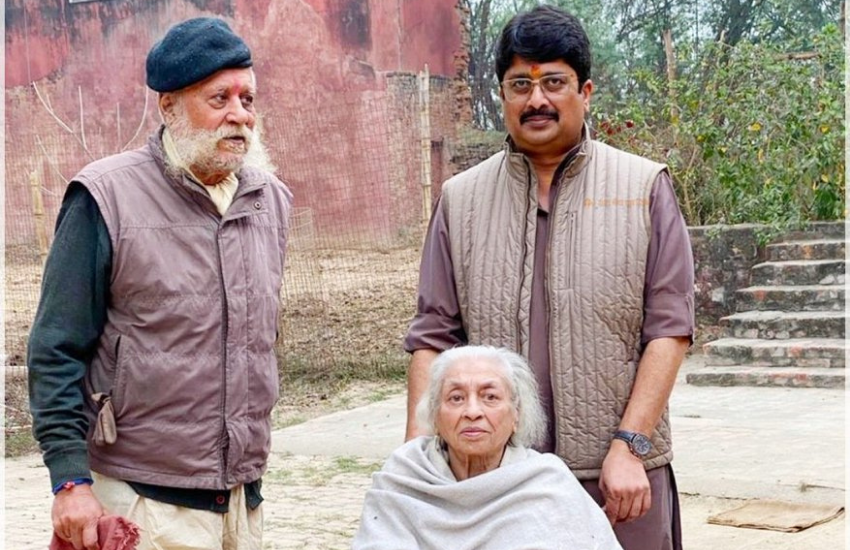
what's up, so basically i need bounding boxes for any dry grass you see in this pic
[4,243,419,457]
[5,378,39,457]
[277,245,419,385]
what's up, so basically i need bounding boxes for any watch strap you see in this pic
[613,429,637,444]
[613,430,650,457]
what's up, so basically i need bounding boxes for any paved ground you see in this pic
[5,357,846,549]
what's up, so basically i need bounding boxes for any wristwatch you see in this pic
[613,430,652,457]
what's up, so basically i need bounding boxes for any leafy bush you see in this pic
[595,25,845,230]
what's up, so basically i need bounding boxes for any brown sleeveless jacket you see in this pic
[76,130,291,489]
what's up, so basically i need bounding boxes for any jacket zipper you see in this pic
[111,336,123,412]
[545,174,560,456]
[215,221,229,488]
[516,159,533,355]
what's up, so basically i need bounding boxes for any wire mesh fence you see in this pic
[5,73,458,386]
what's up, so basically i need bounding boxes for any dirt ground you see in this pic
[5,246,44,366]
[277,244,420,384]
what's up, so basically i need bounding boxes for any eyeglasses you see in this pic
[501,74,573,101]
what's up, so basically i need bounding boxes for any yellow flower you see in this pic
[820,125,830,134]
[749,122,762,132]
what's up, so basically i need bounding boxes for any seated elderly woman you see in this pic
[351,346,622,550]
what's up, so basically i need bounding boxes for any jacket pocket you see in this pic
[111,335,128,417]
[566,211,577,289]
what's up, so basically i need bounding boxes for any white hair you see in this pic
[415,346,547,448]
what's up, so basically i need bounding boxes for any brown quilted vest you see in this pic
[75,130,292,489]
[443,137,672,479]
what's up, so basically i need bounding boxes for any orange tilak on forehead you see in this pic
[529,65,542,79]
[232,82,252,95]
[220,82,244,95]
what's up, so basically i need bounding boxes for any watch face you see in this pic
[632,434,652,456]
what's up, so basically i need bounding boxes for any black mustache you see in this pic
[520,109,559,124]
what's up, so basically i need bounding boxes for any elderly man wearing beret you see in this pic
[28,18,292,550]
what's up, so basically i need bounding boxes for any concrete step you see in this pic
[750,259,846,287]
[686,366,844,389]
[778,221,846,242]
[702,337,847,368]
[766,239,845,262]
[722,310,847,340]
[736,285,844,312]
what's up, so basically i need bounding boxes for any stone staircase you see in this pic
[687,223,846,389]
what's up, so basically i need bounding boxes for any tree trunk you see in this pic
[663,28,677,119]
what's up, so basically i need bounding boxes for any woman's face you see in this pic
[435,358,518,466]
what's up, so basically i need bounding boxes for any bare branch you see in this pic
[31,82,75,134]
[32,82,96,162]
[78,86,87,152]
[33,134,70,189]
[616,2,669,41]
[122,87,150,151]
[775,52,819,61]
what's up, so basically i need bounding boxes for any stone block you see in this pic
[704,337,847,368]
[766,240,845,262]
[751,259,846,287]
[736,285,845,313]
[686,366,845,389]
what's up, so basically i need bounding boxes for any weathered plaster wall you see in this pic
[5,0,463,245]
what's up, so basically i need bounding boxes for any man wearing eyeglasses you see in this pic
[403,6,693,550]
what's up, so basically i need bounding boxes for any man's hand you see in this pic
[598,441,651,526]
[52,484,104,550]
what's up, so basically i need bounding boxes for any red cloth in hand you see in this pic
[49,515,140,550]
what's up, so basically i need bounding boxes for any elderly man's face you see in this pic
[162,67,258,182]
[436,358,517,468]
[500,56,593,158]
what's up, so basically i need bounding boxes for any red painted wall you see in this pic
[5,0,462,245]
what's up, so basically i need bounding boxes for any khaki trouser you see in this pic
[91,472,263,550]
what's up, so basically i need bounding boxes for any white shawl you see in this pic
[351,437,622,550]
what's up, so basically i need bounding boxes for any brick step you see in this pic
[686,366,844,389]
[722,310,847,340]
[750,259,846,287]
[766,239,845,262]
[702,337,847,368]
[778,221,846,242]
[736,285,844,312]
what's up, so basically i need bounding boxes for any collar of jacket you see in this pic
[501,122,593,186]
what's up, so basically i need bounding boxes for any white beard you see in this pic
[165,110,276,178]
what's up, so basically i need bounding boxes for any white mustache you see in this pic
[217,125,253,145]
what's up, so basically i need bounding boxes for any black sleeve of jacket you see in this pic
[27,182,112,490]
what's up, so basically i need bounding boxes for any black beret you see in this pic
[146,17,253,92]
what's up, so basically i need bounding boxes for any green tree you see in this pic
[706,0,843,47]
[598,25,845,227]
